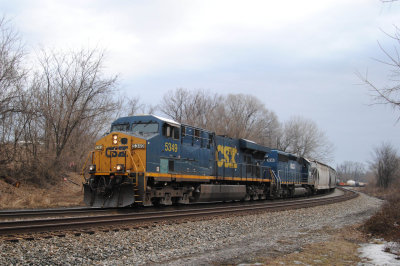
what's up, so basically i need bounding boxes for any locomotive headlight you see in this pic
[116,164,124,172]
[89,165,96,173]
[112,135,118,145]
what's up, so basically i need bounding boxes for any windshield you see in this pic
[131,122,159,134]
[111,123,130,132]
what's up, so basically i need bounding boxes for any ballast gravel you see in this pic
[0,192,382,265]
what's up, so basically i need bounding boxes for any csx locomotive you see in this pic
[83,115,336,207]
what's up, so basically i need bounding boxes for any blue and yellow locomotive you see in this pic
[83,115,331,207]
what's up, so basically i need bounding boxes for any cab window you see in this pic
[194,129,200,140]
[111,123,130,132]
[163,124,180,140]
[131,122,159,134]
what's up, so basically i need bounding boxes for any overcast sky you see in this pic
[2,0,400,167]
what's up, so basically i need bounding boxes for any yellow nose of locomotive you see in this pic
[83,132,146,207]
[91,133,146,174]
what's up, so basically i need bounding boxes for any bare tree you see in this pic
[121,96,144,116]
[252,108,280,148]
[278,116,334,162]
[336,161,366,182]
[121,96,157,117]
[160,89,280,147]
[359,27,400,120]
[214,94,280,147]
[31,48,118,163]
[0,17,28,170]
[0,17,123,183]
[216,94,263,139]
[370,142,399,188]
[159,88,190,123]
[160,88,220,128]
[183,90,220,129]
[0,17,26,116]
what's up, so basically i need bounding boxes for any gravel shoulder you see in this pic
[0,191,383,265]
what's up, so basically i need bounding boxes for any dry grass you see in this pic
[0,172,84,209]
[254,226,366,265]
[362,189,400,242]
[236,184,400,265]
[360,183,400,200]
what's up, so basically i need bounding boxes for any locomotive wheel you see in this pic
[251,194,259,200]
[177,193,190,204]
[159,193,172,206]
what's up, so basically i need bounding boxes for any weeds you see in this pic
[0,172,84,209]
[362,185,400,242]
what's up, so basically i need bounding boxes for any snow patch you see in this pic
[358,241,400,265]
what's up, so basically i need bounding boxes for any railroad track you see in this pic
[0,188,357,239]
[0,207,112,219]
[0,190,335,221]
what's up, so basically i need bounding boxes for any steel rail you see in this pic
[0,207,112,219]
[0,189,337,220]
[0,189,357,236]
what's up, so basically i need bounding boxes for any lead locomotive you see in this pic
[83,115,336,207]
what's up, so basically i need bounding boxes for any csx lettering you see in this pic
[216,145,237,168]
[106,146,128,157]
[164,142,178,152]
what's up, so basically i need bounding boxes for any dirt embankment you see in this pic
[264,187,400,265]
[0,173,84,209]
[261,225,366,265]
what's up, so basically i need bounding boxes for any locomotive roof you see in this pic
[112,115,180,127]
[239,139,270,154]
[152,115,180,126]
[112,114,218,134]
[269,150,310,164]
[271,149,298,158]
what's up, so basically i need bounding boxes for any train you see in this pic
[82,115,336,207]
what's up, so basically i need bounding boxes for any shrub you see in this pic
[363,189,400,241]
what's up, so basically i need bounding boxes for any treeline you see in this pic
[158,88,334,162]
[336,161,367,182]
[0,17,334,185]
[335,143,400,188]
[0,18,120,184]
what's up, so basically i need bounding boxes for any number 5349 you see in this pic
[165,142,178,152]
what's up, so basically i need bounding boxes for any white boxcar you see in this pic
[311,161,337,191]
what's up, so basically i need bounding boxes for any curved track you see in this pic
[0,189,341,220]
[0,207,111,219]
[0,188,357,239]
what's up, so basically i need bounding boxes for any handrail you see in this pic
[276,171,281,188]
[126,149,139,173]
[275,169,310,184]
[80,151,93,182]
[126,149,139,186]
[136,150,145,172]
[272,169,281,191]
[126,149,147,187]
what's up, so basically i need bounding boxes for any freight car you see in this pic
[310,161,337,191]
[83,115,335,207]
